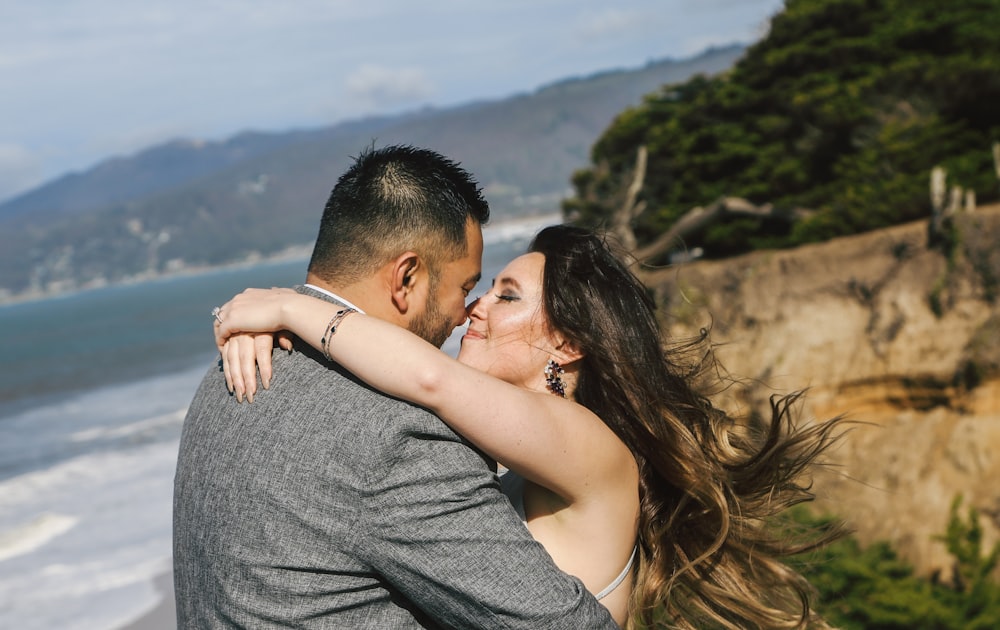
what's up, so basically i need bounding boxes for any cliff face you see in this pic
[649,204,1000,576]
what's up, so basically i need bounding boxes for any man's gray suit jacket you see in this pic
[172,288,615,628]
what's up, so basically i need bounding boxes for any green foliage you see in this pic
[935,496,1000,626]
[789,498,1000,629]
[566,0,1000,260]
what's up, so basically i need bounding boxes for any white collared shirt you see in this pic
[302,284,366,314]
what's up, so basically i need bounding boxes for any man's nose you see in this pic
[466,296,483,318]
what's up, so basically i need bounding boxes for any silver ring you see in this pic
[212,306,223,323]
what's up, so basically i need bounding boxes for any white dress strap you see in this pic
[595,545,637,601]
[500,470,637,600]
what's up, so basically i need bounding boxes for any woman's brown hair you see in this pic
[530,225,843,629]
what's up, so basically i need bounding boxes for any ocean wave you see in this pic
[482,214,560,245]
[0,442,176,629]
[1,555,170,630]
[0,513,79,563]
[70,407,187,443]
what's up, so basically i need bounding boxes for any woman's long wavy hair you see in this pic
[529,225,844,629]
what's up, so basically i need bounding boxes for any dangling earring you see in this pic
[545,359,566,398]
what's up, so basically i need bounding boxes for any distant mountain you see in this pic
[0,132,309,223]
[0,45,745,302]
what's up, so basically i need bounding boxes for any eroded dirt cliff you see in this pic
[649,203,1000,576]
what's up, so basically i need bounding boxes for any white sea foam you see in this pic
[0,512,79,562]
[70,407,187,442]
[483,213,560,245]
[0,425,179,629]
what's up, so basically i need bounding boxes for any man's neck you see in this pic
[304,274,394,322]
[302,283,366,314]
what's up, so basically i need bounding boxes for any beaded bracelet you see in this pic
[320,308,357,361]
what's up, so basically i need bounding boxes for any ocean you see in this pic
[0,216,555,630]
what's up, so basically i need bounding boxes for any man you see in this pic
[173,145,615,628]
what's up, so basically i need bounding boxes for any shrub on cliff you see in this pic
[791,497,1000,629]
[565,0,1000,261]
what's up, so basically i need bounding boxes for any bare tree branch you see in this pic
[594,145,815,271]
[609,146,647,252]
[633,197,814,265]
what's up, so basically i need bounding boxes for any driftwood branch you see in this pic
[609,146,647,252]
[603,144,814,269]
[633,197,814,265]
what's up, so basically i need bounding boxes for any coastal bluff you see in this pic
[649,203,1000,577]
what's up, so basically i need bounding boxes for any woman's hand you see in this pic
[215,288,298,402]
[214,287,299,349]
[222,333,283,403]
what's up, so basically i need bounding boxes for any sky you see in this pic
[0,0,785,204]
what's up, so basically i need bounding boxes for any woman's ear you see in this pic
[551,337,584,365]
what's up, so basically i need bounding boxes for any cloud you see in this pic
[345,64,434,109]
[0,144,43,202]
[1,0,785,197]
[571,9,646,41]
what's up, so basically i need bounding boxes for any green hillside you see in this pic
[565,0,1000,259]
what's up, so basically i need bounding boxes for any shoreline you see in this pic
[0,246,313,308]
[117,571,176,630]
[0,213,560,308]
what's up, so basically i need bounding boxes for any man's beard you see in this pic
[407,292,454,349]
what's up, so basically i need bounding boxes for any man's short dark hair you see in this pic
[308,145,490,284]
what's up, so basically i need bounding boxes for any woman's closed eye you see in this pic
[494,293,520,303]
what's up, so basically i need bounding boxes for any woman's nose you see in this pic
[466,296,484,318]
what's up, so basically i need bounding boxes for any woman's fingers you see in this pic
[213,288,299,401]
[255,334,275,389]
[221,334,269,402]
[237,335,259,403]
[222,339,238,398]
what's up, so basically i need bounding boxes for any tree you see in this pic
[565,0,1000,262]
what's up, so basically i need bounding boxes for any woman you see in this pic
[215,225,842,629]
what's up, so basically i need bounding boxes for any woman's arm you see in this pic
[217,288,632,502]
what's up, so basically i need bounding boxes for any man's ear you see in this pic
[389,251,425,314]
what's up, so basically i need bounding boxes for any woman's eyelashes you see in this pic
[494,293,520,302]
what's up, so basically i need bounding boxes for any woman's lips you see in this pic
[462,328,485,341]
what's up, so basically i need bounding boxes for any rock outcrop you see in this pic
[649,204,1000,577]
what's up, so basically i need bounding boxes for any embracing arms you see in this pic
[216,288,632,503]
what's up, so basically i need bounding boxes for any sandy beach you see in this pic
[118,571,175,630]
